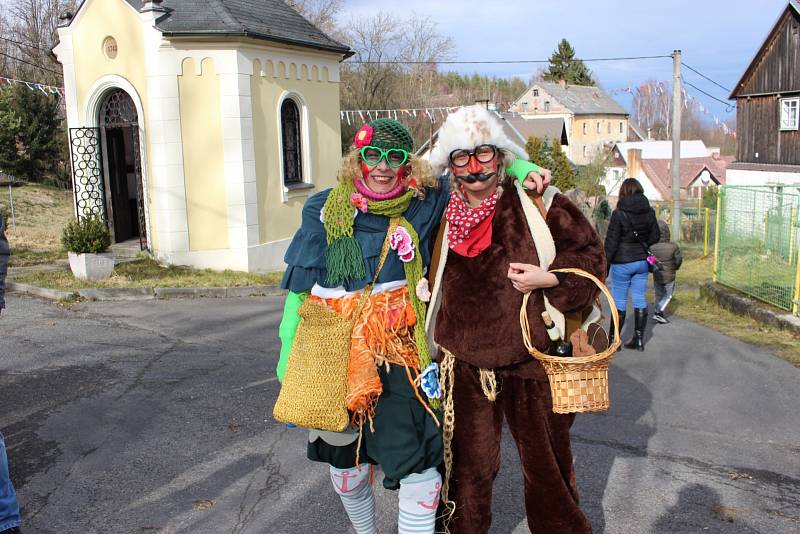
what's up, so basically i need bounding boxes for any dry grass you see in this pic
[0,182,73,266]
[667,243,800,366]
[15,256,284,290]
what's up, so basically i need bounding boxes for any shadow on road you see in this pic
[573,362,655,534]
[653,483,759,533]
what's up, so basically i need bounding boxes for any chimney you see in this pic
[141,0,167,13]
[627,149,642,179]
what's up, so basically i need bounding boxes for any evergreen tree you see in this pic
[525,136,545,166]
[543,38,596,86]
[576,154,609,197]
[525,136,555,171]
[0,85,61,183]
[550,142,576,191]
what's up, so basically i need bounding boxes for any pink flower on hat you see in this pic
[354,124,374,148]
[390,225,415,263]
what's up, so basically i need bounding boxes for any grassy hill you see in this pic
[0,181,74,266]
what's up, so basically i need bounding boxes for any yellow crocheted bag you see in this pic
[273,227,393,431]
[273,298,354,431]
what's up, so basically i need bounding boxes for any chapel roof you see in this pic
[86,0,351,56]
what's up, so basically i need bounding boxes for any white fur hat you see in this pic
[428,105,529,176]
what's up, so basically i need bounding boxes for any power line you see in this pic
[0,51,61,76]
[683,80,735,111]
[345,54,672,65]
[0,36,50,53]
[681,62,732,93]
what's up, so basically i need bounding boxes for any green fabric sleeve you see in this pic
[506,159,543,189]
[277,291,307,383]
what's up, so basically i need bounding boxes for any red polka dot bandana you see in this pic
[445,190,498,257]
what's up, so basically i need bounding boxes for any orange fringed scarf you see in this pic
[308,286,421,429]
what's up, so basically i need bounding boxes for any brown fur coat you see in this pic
[433,184,606,376]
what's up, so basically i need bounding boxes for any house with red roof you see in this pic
[602,140,732,202]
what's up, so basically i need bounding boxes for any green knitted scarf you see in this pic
[323,181,436,406]
[323,180,413,285]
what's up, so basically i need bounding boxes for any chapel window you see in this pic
[281,99,303,186]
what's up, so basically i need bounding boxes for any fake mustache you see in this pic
[457,172,496,184]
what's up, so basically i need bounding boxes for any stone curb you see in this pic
[7,281,75,301]
[154,287,228,299]
[700,282,800,334]
[8,282,285,302]
[78,287,156,301]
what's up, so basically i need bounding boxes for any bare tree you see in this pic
[632,79,736,153]
[337,12,457,147]
[285,0,343,37]
[0,14,14,76]
[4,0,77,84]
[632,79,672,139]
[396,15,454,108]
[340,12,404,113]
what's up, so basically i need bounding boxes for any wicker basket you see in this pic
[520,268,621,414]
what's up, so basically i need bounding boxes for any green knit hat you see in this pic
[354,118,414,153]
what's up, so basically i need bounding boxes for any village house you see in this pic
[53,0,351,272]
[509,80,630,165]
[602,140,733,202]
[727,0,800,187]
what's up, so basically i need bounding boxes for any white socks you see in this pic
[398,467,441,534]
[330,465,441,534]
[330,464,376,534]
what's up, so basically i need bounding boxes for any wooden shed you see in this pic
[728,0,800,185]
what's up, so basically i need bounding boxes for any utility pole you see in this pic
[671,50,682,242]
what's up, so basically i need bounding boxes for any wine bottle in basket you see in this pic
[541,311,572,357]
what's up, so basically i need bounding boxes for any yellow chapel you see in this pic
[53,0,351,271]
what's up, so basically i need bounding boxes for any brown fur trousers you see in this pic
[445,358,593,534]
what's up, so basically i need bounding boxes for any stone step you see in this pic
[111,241,150,261]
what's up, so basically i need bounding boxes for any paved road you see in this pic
[1,294,798,533]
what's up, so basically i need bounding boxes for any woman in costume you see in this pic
[276,117,549,534]
[424,105,605,533]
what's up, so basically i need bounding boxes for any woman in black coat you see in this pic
[604,178,660,350]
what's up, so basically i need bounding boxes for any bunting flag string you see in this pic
[609,82,734,135]
[0,75,62,97]
[340,106,463,125]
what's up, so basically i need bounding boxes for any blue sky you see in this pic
[340,0,792,118]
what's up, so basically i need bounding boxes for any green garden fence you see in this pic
[714,185,800,315]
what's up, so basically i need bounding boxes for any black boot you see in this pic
[624,308,647,351]
[608,310,625,349]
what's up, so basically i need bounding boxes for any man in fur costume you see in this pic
[424,105,606,533]
[276,117,548,534]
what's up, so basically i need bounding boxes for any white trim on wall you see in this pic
[276,90,313,202]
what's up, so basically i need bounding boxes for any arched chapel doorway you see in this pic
[98,89,147,247]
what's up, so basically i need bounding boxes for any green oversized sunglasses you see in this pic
[359,145,409,168]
